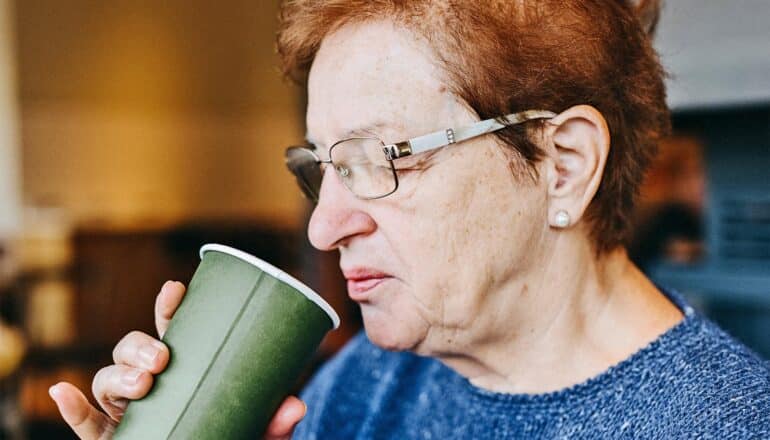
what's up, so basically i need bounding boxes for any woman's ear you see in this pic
[543,105,610,229]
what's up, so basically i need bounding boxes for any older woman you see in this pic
[51,0,769,438]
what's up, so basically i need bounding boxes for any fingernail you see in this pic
[161,280,174,295]
[122,370,143,385]
[49,384,60,400]
[301,400,307,418]
[138,345,160,367]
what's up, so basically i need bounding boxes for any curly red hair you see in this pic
[277,0,670,254]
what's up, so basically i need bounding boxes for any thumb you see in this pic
[50,382,116,440]
[264,395,307,439]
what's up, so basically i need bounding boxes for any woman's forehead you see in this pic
[305,20,453,147]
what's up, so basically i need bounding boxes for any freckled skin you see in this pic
[305,19,684,395]
[306,20,550,355]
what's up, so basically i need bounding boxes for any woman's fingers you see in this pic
[49,381,116,440]
[92,364,155,420]
[50,281,184,439]
[111,330,169,374]
[265,396,307,439]
[52,383,307,440]
[154,281,187,338]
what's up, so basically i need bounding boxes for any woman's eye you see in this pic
[336,164,351,177]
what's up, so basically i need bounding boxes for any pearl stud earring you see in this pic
[554,210,571,228]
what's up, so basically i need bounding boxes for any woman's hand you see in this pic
[49,281,307,439]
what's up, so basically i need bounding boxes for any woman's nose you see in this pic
[307,168,377,251]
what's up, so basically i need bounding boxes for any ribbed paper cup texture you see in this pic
[113,244,340,439]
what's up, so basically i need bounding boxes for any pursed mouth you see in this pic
[343,268,393,300]
[347,277,388,292]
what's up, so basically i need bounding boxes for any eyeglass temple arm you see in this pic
[384,109,557,159]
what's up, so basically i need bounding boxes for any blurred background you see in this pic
[0,0,767,438]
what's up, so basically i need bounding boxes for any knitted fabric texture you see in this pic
[294,287,770,439]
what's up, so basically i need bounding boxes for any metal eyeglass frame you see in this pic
[285,109,557,201]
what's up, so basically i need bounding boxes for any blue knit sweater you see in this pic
[294,288,770,439]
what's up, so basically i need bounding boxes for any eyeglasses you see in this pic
[284,109,556,202]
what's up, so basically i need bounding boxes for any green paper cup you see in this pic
[113,243,340,440]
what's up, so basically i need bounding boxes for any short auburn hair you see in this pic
[277,0,671,254]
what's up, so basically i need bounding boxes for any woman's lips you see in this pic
[343,268,392,301]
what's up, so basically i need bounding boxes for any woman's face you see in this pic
[306,21,553,354]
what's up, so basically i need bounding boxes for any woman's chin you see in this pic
[360,305,426,352]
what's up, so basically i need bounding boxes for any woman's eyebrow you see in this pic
[305,121,391,148]
[341,121,389,139]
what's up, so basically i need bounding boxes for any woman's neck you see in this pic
[434,240,684,394]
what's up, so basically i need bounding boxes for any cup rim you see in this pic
[199,243,340,329]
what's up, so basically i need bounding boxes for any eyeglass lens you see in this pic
[285,138,397,201]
